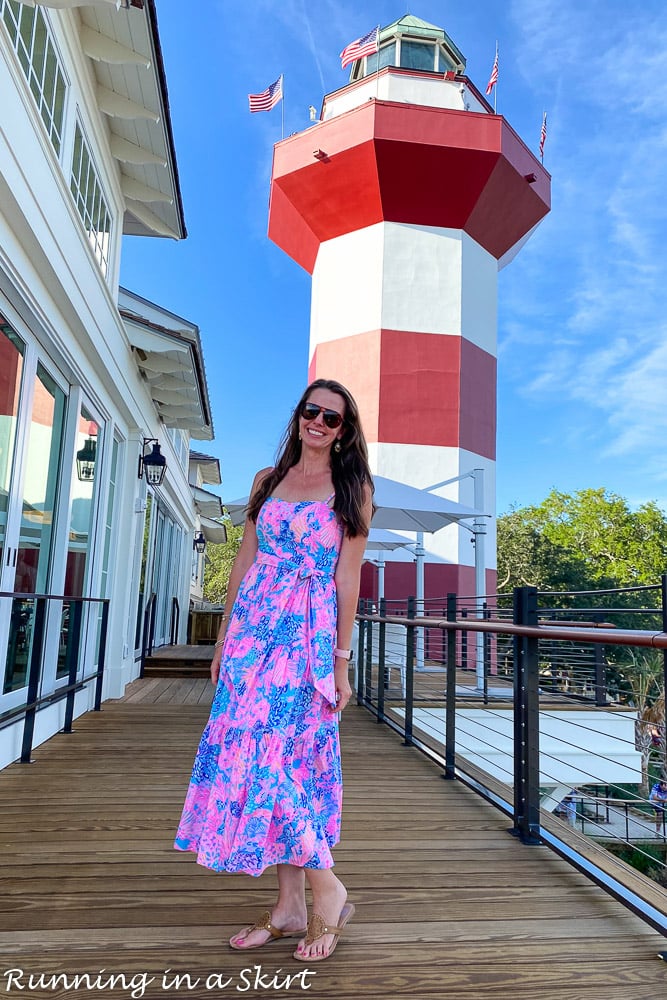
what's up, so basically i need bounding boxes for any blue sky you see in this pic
[120,1,667,514]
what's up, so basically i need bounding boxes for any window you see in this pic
[0,0,67,156]
[400,40,437,72]
[365,41,396,75]
[70,122,112,278]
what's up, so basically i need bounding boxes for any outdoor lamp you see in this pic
[138,438,167,486]
[193,531,206,554]
[76,435,97,482]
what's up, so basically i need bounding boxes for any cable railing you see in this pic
[355,586,667,935]
[0,591,110,763]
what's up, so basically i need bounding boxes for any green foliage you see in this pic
[203,519,243,605]
[497,488,667,715]
[610,843,664,878]
[498,488,667,602]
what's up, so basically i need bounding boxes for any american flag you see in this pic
[485,45,498,95]
[340,26,379,70]
[539,112,547,159]
[248,75,283,113]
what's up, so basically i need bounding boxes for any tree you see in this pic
[498,488,667,602]
[497,488,667,712]
[623,650,666,793]
[203,519,243,605]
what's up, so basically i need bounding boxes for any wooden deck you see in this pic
[0,677,664,999]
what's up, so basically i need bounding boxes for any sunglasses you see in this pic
[300,401,344,429]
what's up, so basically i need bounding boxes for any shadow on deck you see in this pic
[0,677,664,999]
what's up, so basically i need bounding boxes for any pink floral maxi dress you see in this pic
[174,496,344,876]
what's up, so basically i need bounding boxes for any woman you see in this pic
[175,379,373,963]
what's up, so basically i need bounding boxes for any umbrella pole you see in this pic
[416,532,425,670]
[473,469,487,690]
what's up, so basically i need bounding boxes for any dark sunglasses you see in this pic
[300,401,344,429]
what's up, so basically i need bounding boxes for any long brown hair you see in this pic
[247,379,374,537]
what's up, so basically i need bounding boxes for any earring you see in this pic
[334,441,341,453]
[299,433,302,441]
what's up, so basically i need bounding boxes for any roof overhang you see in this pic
[119,287,213,440]
[199,515,227,545]
[189,451,221,486]
[192,485,223,518]
[56,0,188,239]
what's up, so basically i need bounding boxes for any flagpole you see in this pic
[493,42,497,113]
[281,75,285,140]
[375,26,380,100]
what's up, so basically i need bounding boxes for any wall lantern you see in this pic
[138,438,167,486]
[193,531,207,554]
[76,434,97,482]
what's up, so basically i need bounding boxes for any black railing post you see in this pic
[94,600,110,711]
[356,600,366,705]
[444,593,457,779]
[377,598,386,723]
[20,598,47,764]
[63,599,84,734]
[170,596,180,646]
[403,596,416,746]
[512,586,541,844]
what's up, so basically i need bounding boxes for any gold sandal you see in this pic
[229,910,307,951]
[292,902,355,962]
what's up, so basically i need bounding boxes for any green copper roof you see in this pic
[379,13,466,70]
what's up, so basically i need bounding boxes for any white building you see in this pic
[189,449,225,606]
[0,0,216,768]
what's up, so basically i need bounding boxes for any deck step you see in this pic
[143,643,213,678]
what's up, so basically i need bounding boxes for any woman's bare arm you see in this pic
[331,485,373,712]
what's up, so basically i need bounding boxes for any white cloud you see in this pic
[503,0,667,482]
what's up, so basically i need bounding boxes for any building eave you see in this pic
[78,0,186,240]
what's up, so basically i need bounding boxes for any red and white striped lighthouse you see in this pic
[268,15,550,600]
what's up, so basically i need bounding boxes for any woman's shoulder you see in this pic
[251,467,275,490]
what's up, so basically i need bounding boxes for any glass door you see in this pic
[1,331,69,699]
[0,320,28,694]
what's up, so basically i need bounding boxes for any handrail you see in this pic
[357,612,667,649]
[0,590,111,602]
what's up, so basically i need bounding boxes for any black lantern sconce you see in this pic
[76,431,97,482]
[193,531,206,555]
[138,438,167,487]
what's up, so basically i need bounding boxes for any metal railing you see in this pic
[0,592,110,764]
[170,596,180,646]
[355,586,667,935]
[140,592,157,675]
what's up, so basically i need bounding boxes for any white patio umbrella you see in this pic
[224,476,477,530]
[364,528,415,552]
[364,528,415,602]
[370,476,477,531]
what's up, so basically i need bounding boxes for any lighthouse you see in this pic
[268,15,551,600]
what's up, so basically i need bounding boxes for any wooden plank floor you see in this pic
[0,679,664,1000]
